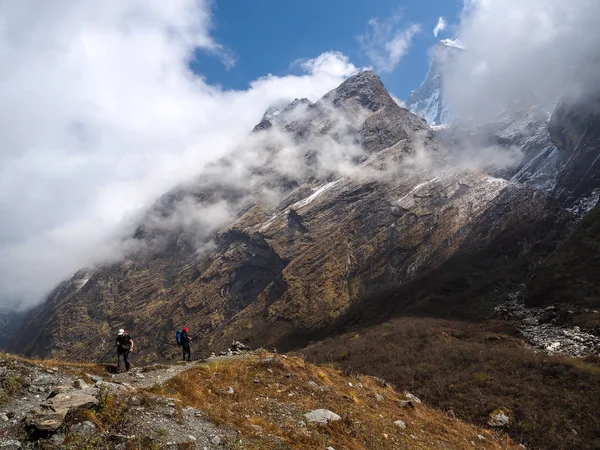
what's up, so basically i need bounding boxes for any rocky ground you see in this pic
[0,346,523,450]
[0,355,235,449]
[494,289,600,357]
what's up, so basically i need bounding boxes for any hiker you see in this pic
[115,328,134,373]
[181,327,192,361]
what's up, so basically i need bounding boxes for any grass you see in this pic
[0,351,116,378]
[149,351,519,450]
[0,374,23,406]
[298,317,600,450]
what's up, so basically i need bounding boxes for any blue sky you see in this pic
[193,0,463,100]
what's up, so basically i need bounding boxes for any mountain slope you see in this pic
[4,71,572,365]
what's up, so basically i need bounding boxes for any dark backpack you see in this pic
[117,334,131,352]
[176,330,183,346]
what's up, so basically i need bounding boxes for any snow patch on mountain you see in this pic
[291,180,340,210]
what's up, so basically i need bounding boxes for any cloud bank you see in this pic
[0,0,359,309]
[444,0,600,121]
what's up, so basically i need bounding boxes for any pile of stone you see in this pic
[495,290,600,357]
[218,340,252,356]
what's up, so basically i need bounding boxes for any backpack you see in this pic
[117,334,131,352]
[176,330,183,346]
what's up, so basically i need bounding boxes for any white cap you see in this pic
[118,329,125,335]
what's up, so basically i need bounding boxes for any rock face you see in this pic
[407,40,462,126]
[1,70,577,362]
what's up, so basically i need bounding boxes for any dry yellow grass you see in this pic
[151,351,519,450]
[0,351,109,379]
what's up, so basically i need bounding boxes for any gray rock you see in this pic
[488,410,511,427]
[87,374,104,383]
[0,439,21,450]
[0,414,8,422]
[72,379,88,390]
[375,394,384,402]
[405,393,422,404]
[70,420,96,435]
[211,435,221,445]
[304,409,341,424]
[394,420,407,429]
[26,392,99,432]
[31,375,54,386]
[46,385,72,399]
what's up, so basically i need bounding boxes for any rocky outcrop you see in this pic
[25,392,98,432]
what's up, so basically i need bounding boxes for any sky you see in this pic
[1,0,599,311]
[194,0,462,100]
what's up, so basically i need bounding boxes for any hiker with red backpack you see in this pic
[176,327,192,361]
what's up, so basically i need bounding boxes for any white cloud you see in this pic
[0,0,358,309]
[300,52,360,78]
[444,0,600,121]
[358,17,421,72]
[433,17,447,37]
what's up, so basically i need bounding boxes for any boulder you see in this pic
[26,392,98,432]
[72,379,88,390]
[87,374,103,383]
[46,386,71,399]
[304,409,341,424]
[394,420,407,429]
[488,408,512,427]
[404,393,422,404]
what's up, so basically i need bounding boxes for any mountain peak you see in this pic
[406,41,462,125]
[322,70,395,113]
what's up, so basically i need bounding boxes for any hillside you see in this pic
[0,351,519,449]
[3,71,573,364]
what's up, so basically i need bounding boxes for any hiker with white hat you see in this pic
[115,328,134,373]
